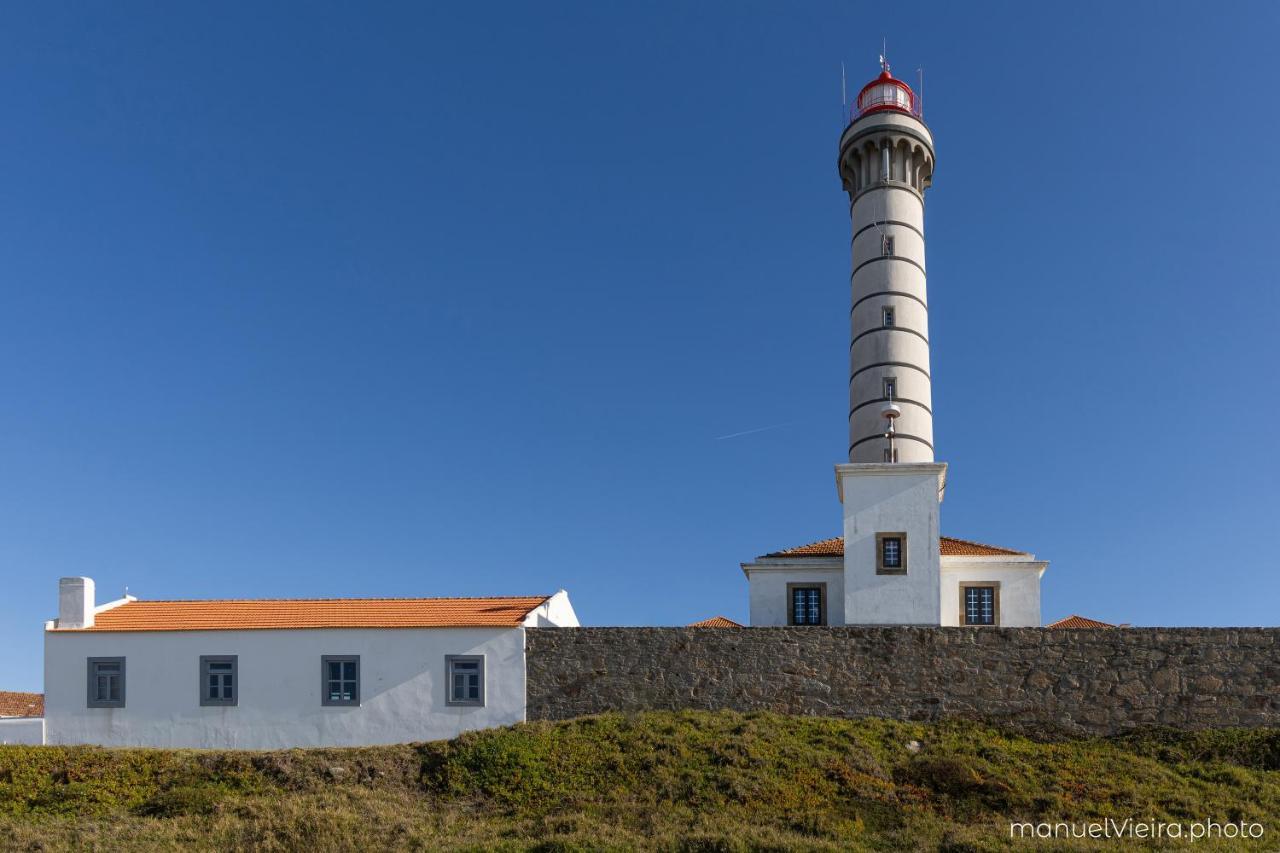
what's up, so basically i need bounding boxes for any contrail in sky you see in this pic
[714,422,797,441]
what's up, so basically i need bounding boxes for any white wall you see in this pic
[846,119,934,465]
[523,590,579,627]
[44,626,528,748]
[744,563,844,626]
[839,463,945,625]
[940,559,1047,627]
[0,717,44,745]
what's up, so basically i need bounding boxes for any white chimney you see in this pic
[58,577,95,629]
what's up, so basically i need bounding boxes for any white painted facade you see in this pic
[45,625,532,749]
[746,560,844,626]
[0,717,44,745]
[41,580,578,748]
[940,557,1047,628]
[743,546,1046,629]
[523,590,580,628]
[838,462,944,625]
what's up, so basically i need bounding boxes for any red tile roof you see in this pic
[1046,614,1117,629]
[0,691,43,718]
[764,535,1028,558]
[58,596,553,632]
[768,536,845,557]
[939,536,1029,557]
[688,616,744,628]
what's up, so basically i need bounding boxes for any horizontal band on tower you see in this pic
[849,361,931,383]
[851,255,926,279]
[849,396,932,417]
[850,182,925,205]
[851,219,924,242]
[849,325,929,349]
[851,290,929,314]
[848,433,935,453]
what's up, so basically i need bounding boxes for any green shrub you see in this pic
[1,712,1277,851]
[135,785,222,818]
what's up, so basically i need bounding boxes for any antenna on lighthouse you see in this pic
[881,389,902,463]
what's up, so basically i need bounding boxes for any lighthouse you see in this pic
[837,65,935,464]
[737,59,1048,629]
[832,62,946,625]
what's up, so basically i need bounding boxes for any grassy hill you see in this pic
[1,711,1278,851]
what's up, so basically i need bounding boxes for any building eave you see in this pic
[941,557,1049,577]
[834,462,947,502]
[741,557,843,577]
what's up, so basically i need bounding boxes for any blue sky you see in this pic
[2,2,1278,691]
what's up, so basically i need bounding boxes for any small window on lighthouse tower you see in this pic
[881,235,895,256]
[882,377,897,399]
[882,307,895,327]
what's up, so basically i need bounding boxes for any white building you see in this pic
[0,690,44,745]
[43,576,578,748]
[743,534,1047,627]
[742,62,1048,628]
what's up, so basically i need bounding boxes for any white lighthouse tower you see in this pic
[834,62,946,625]
[839,65,935,464]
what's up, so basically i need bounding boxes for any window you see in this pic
[787,583,825,626]
[881,235,895,256]
[322,655,360,706]
[883,447,898,463]
[876,533,907,574]
[200,656,237,707]
[882,306,895,327]
[87,657,125,708]
[962,584,1000,626]
[882,376,897,400]
[446,655,486,706]
[882,537,902,567]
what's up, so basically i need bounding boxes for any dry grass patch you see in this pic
[1,712,1277,850]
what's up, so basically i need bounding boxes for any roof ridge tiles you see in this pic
[58,595,558,632]
[126,594,551,604]
[761,534,1029,558]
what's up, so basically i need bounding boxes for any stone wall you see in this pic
[525,627,1279,734]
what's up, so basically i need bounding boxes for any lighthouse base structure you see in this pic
[837,462,945,625]
[740,462,1047,628]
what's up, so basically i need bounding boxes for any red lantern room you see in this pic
[853,70,919,121]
